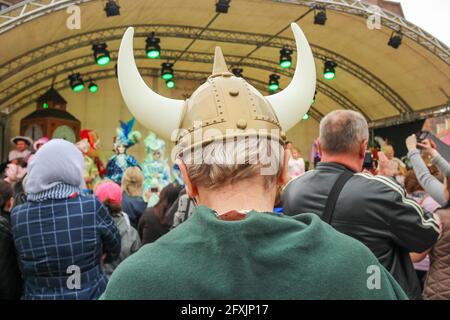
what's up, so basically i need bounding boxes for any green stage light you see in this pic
[43,102,49,109]
[166,79,175,88]
[279,47,293,69]
[268,74,280,91]
[147,50,160,59]
[303,113,310,120]
[68,73,85,92]
[89,81,99,93]
[146,33,161,59]
[323,61,337,80]
[161,62,174,80]
[93,43,111,66]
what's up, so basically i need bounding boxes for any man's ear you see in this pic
[360,139,368,158]
[175,159,198,198]
[277,149,291,186]
[317,141,323,157]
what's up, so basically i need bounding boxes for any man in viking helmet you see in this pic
[101,24,406,299]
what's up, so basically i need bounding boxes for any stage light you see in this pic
[303,113,310,120]
[216,0,231,13]
[166,79,175,89]
[105,0,120,17]
[314,7,327,25]
[89,80,99,93]
[146,33,161,59]
[323,61,337,80]
[43,102,49,109]
[68,73,85,92]
[268,74,280,91]
[279,47,293,69]
[232,67,243,77]
[388,31,402,49]
[92,43,111,66]
[161,62,174,80]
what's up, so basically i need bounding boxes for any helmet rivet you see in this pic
[229,89,239,97]
[237,119,247,129]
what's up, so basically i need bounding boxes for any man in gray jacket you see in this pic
[282,110,440,300]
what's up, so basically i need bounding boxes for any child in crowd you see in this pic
[95,182,141,278]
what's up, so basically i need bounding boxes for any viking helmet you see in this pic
[117,23,316,155]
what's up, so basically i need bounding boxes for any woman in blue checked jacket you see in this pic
[11,139,121,300]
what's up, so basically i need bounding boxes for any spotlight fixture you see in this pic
[166,79,175,89]
[161,62,174,80]
[314,6,327,25]
[279,47,293,69]
[68,73,85,92]
[303,113,310,120]
[323,61,337,80]
[268,74,280,91]
[388,31,402,49]
[104,0,120,17]
[216,0,231,13]
[89,80,99,93]
[92,43,111,66]
[232,67,243,77]
[146,32,161,59]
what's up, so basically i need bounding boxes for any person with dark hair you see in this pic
[12,178,27,209]
[95,181,141,278]
[0,181,22,300]
[138,183,182,244]
[11,139,121,300]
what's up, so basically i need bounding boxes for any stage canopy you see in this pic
[0,0,449,127]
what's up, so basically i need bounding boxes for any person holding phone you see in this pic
[406,134,450,207]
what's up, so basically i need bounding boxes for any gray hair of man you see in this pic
[177,136,285,190]
[319,110,369,155]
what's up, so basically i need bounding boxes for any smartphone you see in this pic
[363,151,373,170]
[151,187,159,193]
[416,131,429,143]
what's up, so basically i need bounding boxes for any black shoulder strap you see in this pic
[322,171,353,224]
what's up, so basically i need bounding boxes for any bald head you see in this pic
[319,110,369,155]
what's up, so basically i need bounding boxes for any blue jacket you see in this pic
[11,194,121,300]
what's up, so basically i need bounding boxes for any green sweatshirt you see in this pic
[101,206,407,300]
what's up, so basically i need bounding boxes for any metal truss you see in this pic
[0,0,95,34]
[1,0,447,65]
[0,24,411,114]
[368,101,450,129]
[7,67,327,122]
[1,66,327,122]
[0,49,359,121]
[272,0,449,65]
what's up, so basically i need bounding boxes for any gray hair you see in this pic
[179,136,284,190]
[319,110,369,154]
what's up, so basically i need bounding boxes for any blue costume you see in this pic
[106,119,141,185]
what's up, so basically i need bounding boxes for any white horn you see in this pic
[265,23,316,131]
[118,27,184,139]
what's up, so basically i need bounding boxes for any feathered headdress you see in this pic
[115,118,142,150]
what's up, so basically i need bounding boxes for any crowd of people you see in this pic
[0,109,449,300]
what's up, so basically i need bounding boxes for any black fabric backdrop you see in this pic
[372,120,425,158]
